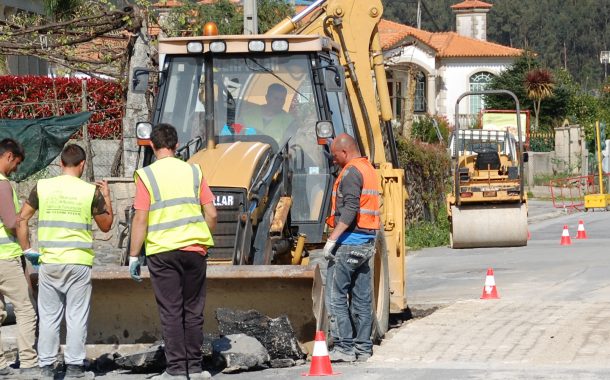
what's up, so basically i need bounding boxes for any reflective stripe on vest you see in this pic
[0,173,22,260]
[37,175,96,266]
[326,157,381,230]
[135,157,214,255]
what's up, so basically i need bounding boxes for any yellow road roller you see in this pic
[447,90,528,249]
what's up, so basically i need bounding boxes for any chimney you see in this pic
[451,0,493,41]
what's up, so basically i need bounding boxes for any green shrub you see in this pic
[411,114,450,143]
[407,204,450,251]
[396,137,451,224]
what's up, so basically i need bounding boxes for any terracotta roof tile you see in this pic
[154,0,184,8]
[378,19,522,58]
[450,0,493,10]
[153,0,239,6]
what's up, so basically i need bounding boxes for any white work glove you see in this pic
[323,239,337,261]
[129,256,142,283]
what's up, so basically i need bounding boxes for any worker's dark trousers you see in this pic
[148,250,207,376]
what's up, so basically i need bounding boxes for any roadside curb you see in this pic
[528,209,570,224]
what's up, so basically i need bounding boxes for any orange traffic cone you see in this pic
[575,220,588,239]
[480,267,500,299]
[560,225,572,246]
[302,331,339,376]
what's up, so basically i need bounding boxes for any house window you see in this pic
[414,71,426,112]
[469,72,493,115]
[387,77,404,121]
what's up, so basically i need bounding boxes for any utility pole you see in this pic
[563,42,567,70]
[416,0,422,29]
[244,0,258,35]
[601,51,610,82]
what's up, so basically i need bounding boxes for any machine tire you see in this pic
[370,232,390,343]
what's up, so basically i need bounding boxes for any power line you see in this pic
[389,0,441,32]
[419,0,440,32]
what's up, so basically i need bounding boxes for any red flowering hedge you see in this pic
[0,76,124,139]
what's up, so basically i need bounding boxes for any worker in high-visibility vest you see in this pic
[18,144,113,379]
[129,123,217,380]
[323,133,380,363]
[0,138,38,377]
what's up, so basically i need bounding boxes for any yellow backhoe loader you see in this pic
[447,90,528,249]
[88,0,407,353]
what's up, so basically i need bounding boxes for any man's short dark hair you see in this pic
[267,83,287,96]
[0,138,25,161]
[61,144,86,167]
[151,123,178,150]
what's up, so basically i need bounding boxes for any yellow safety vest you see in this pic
[0,173,22,260]
[37,175,96,266]
[135,157,214,256]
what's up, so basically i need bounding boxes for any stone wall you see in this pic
[524,151,553,187]
[44,140,122,179]
[554,125,587,175]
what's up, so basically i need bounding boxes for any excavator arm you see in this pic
[268,0,407,313]
[267,0,393,163]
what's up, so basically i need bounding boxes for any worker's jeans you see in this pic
[0,257,38,369]
[325,240,375,357]
[38,264,92,367]
[148,250,207,376]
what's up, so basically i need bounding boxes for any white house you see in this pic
[379,0,523,127]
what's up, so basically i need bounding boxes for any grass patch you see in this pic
[407,205,450,251]
[532,172,575,186]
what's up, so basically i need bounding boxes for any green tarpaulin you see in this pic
[0,112,92,181]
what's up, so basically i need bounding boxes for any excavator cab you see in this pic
[141,38,358,266]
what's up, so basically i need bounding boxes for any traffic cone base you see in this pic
[575,220,588,239]
[560,225,572,246]
[302,331,340,376]
[481,267,500,300]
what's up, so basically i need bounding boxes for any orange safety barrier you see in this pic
[548,174,610,211]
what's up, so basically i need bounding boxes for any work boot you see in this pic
[0,366,13,377]
[65,364,86,378]
[39,365,55,379]
[355,353,372,362]
[19,366,42,378]
[151,371,188,380]
[189,371,212,379]
[328,349,356,363]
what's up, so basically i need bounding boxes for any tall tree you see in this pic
[525,69,554,131]
[161,0,293,36]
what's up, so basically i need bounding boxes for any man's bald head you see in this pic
[331,133,360,168]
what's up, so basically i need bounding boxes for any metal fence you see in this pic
[549,173,610,211]
[529,131,555,152]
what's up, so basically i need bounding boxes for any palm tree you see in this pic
[525,69,554,131]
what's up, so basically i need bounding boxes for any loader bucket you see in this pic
[80,264,324,354]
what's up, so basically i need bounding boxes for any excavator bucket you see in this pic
[82,264,324,354]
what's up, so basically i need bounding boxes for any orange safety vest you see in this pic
[326,157,380,230]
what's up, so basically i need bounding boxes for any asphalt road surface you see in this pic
[205,202,610,380]
[9,201,610,379]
